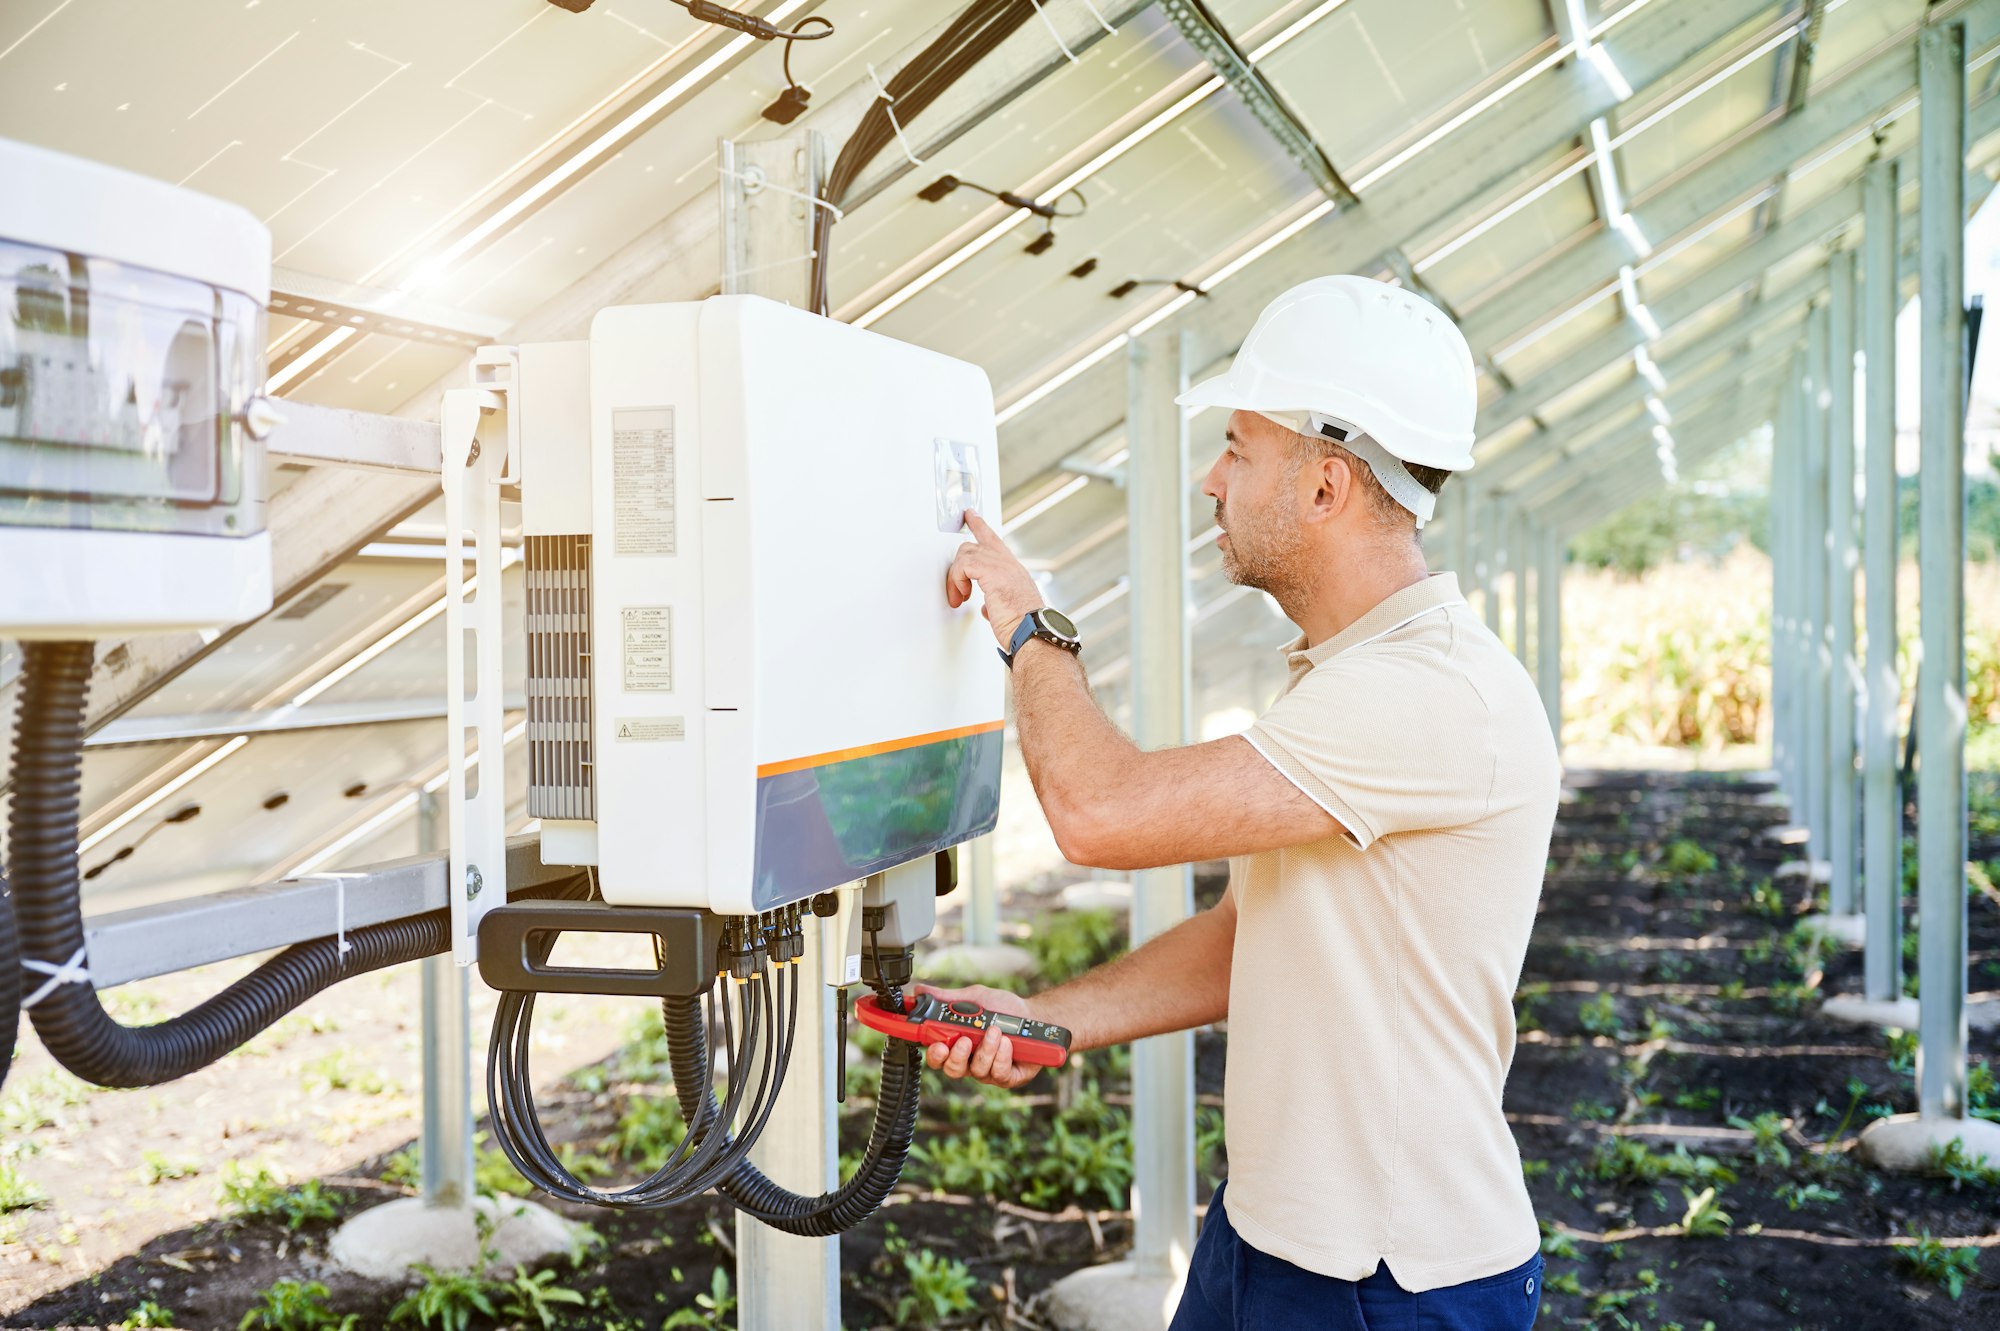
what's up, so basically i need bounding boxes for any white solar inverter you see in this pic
[521,296,1005,916]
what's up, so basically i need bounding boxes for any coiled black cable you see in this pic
[486,906,799,1208]
[486,913,921,1232]
[7,639,575,1089]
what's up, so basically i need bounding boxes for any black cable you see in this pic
[668,0,834,44]
[782,15,835,88]
[810,0,1042,314]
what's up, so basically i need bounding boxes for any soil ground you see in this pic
[2,770,1997,1330]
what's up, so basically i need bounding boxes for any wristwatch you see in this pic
[999,607,1083,669]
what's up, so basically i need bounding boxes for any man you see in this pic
[932,275,1560,1331]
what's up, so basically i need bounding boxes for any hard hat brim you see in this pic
[1174,373,1476,472]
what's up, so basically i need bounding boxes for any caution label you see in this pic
[615,717,686,742]
[622,606,673,691]
[613,407,676,556]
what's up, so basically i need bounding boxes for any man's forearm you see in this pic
[1009,640,1137,856]
[1028,898,1234,1052]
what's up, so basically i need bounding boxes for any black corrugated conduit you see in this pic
[0,866,19,1088]
[670,982,924,1235]
[4,639,585,1090]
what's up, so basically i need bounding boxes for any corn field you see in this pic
[1560,549,2000,755]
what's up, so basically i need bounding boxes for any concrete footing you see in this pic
[1060,879,1133,913]
[922,942,1036,982]
[1043,1260,1185,1331]
[1819,994,1920,1028]
[1857,1114,2000,1173]
[1798,912,1866,946]
[330,1195,575,1281]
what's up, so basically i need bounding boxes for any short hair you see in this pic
[1285,431,1452,531]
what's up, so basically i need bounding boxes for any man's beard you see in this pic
[1215,497,1314,605]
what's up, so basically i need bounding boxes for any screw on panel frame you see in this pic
[466,866,484,900]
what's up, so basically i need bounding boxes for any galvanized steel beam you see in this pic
[1915,19,1970,1121]
[1861,155,1905,1002]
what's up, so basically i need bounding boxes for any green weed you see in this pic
[1897,1233,1981,1298]
[895,1248,979,1327]
[499,1266,587,1329]
[661,1267,735,1329]
[389,1262,499,1331]
[112,1299,178,1329]
[137,1150,200,1186]
[1660,839,1718,876]
[909,1127,1015,1196]
[1678,1186,1732,1236]
[1026,908,1124,985]
[1773,1181,1840,1210]
[1577,992,1620,1037]
[0,1162,47,1211]
[237,1280,356,1331]
[1726,1112,1791,1169]
[1927,1138,2000,1188]
[1588,1138,1736,1187]
[217,1162,341,1230]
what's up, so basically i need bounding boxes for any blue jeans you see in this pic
[1170,1182,1544,1330]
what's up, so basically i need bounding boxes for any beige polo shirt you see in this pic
[1225,571,1559,1293]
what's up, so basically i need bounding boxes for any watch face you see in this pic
[1041,608,1078,639]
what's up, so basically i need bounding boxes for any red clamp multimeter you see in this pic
[854,992,1072,1068]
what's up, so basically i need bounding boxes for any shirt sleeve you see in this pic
[1242,649,1494,850]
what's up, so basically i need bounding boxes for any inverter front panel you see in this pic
[583,297,1003,914]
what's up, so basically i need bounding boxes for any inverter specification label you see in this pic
[615,717,685,742]
[613,407,676,556]
[621,606,673,691]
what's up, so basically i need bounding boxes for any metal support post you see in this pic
[1803,304,1832,863]
[1512,512,1532,667]
[723,130,844,1331]
[963,833,1000,947]
[417,790,474,1208]
[1772,372,1797,804]
[1827,250,1861,920]
[1915,21,1969,1120]
[1127,329,1196,1279]
[1861,156,1904,1001]
[1483,498,1507,636]
[1537,526,1563,748]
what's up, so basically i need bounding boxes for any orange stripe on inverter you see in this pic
[756,720,1006,780]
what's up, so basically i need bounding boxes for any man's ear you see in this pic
[1302,450,1356,525]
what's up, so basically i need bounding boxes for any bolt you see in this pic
[466,439,482,465]
[466,866,484,900]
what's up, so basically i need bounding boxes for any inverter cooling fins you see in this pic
[524,533,595,821]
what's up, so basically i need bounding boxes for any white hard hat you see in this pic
[1177,275,1479,473]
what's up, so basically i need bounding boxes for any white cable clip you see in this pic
[1078,0,1117,34]
[1028,0,1080,63]
[296,871,369,959]
[719,166,844,222]
[21,947,92,1010]
[867,64,926,167]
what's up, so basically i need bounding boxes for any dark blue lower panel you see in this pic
[750,728,1003,910]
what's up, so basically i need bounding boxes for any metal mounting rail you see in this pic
[82,836,572,990]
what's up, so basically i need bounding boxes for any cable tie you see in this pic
[718,166,843,221]
[21,947,92,1009]
[1028,0,1080,63]
[1078,0,1118,34]
[295,871,368,958]
[866,63,926,167]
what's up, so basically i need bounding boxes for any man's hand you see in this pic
[915,983,1044,1089]
[945,511,1044,650]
